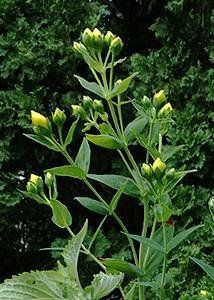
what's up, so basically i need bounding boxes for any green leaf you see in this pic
[124,285,136,300]
[45,165,86,180]
[75,138,91,174]
[108,72,138,99]
[62,220,88,292]
[102,259,144,276]
[109,181,127,214]
[50,199,72,228]
[74,75,105,98]
[64,118,79,147]
[106,57,126,69]
[132,101,150,119]
[167,224,204,253]
[91,271,123,299]
[87,174,140,198]
[124,116,148,144]
[124,233,166,253]
[190,257,214,281]
[86,134,124,149]
[19,190,47,204]
[75,197,109,215]
[162,145,185,161]
[154,204,172,222]
[135,281,160,288]
[24,134,60,151]
[0,270,65,299]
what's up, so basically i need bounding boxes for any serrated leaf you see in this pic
[167,224,204,253]
[102,259,144,276]
[62,220,88,290]
[64,118,79,147]
[50,199,72,228]
[74,75,105,98]
[86,134,124,149]
[124,116,148,144]
[108,72,138,99]
[91,271,123,299]
[0,271,65,299]
[75,197,109,215]
[19,190,47,204]
[109,182,127,214]
[87,174,140,198]
[124,233,166,253]
[45,165,86,180]
[24,134,60,151]
[190,257,214,281]
[75,138,91,174]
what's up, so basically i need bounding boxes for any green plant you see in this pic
[0,28,209,299]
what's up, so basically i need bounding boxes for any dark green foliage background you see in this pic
[0,0,213,298]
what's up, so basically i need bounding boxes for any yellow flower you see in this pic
[110,37,123,55]
[152,158,166,173]
[29,173,39,185]
[82,28,93,47]
[92,28,104,51]
[71,105,86,119]
[141,163,152,181]
[105,31,115,46]
[52,107,66,127]
[153,90,167,105]
[31,110,48,129]
[158,102,173,118]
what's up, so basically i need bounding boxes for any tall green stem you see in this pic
[146,121,154,164]
[160,221,168,300]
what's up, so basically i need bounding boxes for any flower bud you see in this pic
[166,168,176,181]
[26,181,37,194]
[200,290,212,299]
[45,172,54,189]
[52,108,66,127]
[105,31,115,46]
[29,174,44,194]
[208,197,214,211]
[110,37,123,55]
[158,102,173,118]
[153,90,167,110]
[142,95,151,109]
[92,28,104,51]
[152,158,166,181]
[73,41,88,58]
[115,79,122,85]
[82,28,93,48]
[141,163,153,181]
[71,105,86,120]
[31,110,48,129]
[93,100,104,114]
[82,95,93,109]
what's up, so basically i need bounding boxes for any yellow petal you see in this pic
[29,174,39,185]
[31,110,48,129]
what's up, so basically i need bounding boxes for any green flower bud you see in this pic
[105,31,116,46]
[208,197,214,211]
[142,95,151,109]
[153,90,167,110]
[110,36,123,56]
[82,28,93,48]
[29,174,44,194]
[73,41,88,58]
[152,158,166,181]
[71,105,87,120]
[26,181,37,194]
[52,107,66,127]
[166,168,176,181]
[93,99,104,114]
[45,172,54,189]
[92,28,104,51]
[82,95,93,109]
[141,163,153,181]
[158,102,173,118]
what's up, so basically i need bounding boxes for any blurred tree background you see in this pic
[0,0,213,298]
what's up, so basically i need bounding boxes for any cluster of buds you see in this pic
[26,172,57,200]
[141,158,176,183]
[71,96,105,120]
[31,108,67,136]
[73,28,123,57]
